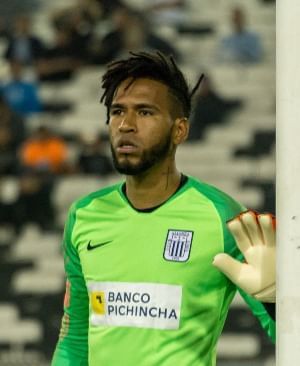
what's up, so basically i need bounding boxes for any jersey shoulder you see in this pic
[186,175,246,221]
[64,182,123,247]
[70,181,123,214]
[186,176,246,257]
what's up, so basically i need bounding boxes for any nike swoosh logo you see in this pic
[87,240,113,251]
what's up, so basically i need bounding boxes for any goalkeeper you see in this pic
[51,51,275,366]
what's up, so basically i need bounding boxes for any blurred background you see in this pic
[0,0,275,365]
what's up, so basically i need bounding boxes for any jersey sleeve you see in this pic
[238,288,276,342]
[51,204,89,366]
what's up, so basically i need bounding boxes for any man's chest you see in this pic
[73,204,232,331]
[76,209,225,286]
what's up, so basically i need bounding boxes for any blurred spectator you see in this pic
[20,126,68,174]
[0,0,40,34]
[51,0,102,28]
[61,8,93,62]
[217,7,263,63]
[1,60,72,117]
[188,75,243,141]
[95,0,124,18]
[0,95,26,174]
[36,27,81,83]
[90,5,180,64]
[0,170,56,232]
[0,61,42,117]
[50,1,101,63]
[4,15,45,66]
[77,133,113,175]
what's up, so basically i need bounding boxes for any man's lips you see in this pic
[116,140,139,154]
[117,145,138,154]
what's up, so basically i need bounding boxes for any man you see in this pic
[217,6,263,63]
[4,15,45,66]
[90,6,181,65]
[51,52,275,366]
[1,61,42,117]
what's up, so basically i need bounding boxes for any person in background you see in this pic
[50,1,100,64]
[217,7,263,63]
[94,0,125,18]
[4,14,45,66]
[20,126,68,174]
[0,0,40,34]
[90,5,180,64]
[1,61,42,117]
[36,27,81,83]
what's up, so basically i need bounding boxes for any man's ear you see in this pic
[173,117,189,145]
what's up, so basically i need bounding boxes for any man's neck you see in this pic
[125,163,182,210]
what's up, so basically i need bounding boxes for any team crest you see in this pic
[163,230,193,262]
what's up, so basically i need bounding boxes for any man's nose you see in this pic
[118,112,137,132]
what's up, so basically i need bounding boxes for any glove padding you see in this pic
[212,210,276,303]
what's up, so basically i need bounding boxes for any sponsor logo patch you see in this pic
[91,291,106,314]
[88,282,182,329]
[163,230,193,262]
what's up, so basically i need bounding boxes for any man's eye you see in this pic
[139,110,153,116]
[110,109,123,116]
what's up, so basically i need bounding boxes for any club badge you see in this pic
[163,230,193,262]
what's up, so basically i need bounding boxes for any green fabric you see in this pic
[51,176,275,366]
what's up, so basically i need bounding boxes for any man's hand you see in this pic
[212,210,276,303]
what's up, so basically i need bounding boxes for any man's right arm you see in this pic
[51,206,89,366]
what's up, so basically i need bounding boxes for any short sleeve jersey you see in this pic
[52,176,275,366]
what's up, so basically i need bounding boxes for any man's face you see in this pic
[109,78,176,175]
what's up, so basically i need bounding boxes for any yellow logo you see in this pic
[91,291,105,314]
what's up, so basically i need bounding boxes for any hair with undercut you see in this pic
[100,51,203,124]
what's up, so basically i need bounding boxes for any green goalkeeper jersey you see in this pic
[51,176,275,366]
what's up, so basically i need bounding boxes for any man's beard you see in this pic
[110,131,173,175]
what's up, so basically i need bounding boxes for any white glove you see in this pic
[212,210,276,303]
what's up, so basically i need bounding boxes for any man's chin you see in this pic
[114,163,146,176]
[113,157,152,175]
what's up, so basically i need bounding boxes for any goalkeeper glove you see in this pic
[212,210,276,303]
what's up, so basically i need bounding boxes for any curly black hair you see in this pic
[100,51,203,124]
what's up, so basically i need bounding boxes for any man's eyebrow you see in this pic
[110,103,125,109]
[135,103,160,110]
[110,103,161,111]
